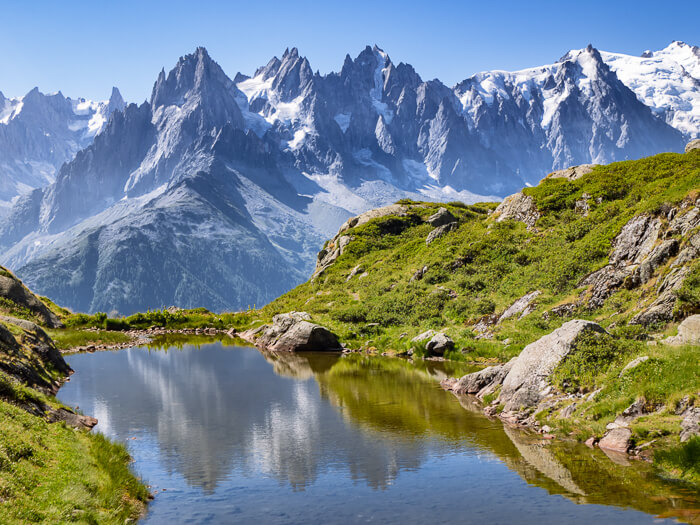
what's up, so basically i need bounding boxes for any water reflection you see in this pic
[59,344,700,524]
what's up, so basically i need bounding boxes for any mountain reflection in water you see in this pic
[59,343,700,524]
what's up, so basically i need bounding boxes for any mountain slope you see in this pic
[0,43,694,313]
[0,87,125,214]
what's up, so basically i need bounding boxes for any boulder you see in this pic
[426,207,457,227]
[0,275,63,328]
[664,315,700,346]
[425,333,454,356]
[598,428,632,453]
[493,192,540,228]
[411,330,436,343]
[247,312,341,352]
[680,407,700,442]
[545,164,596,181]
[685,139,700,153]
[426,222,458,245]
[497,291,541,324]
[498,320,607,412]
[444,359,515,396]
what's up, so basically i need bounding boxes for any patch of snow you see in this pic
[601,44,700,137]
[370,48,394,124]
[334,112,351,133]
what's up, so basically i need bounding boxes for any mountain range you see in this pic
[0,41,697,314]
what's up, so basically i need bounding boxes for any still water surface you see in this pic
[58,341,700,524]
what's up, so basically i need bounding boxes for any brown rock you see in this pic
[598,428,632,453]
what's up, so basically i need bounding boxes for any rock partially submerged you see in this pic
[242,312,341,352]
[444,320,607,417]
[498,320,606,413]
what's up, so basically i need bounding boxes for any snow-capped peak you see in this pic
[601,42,700,137]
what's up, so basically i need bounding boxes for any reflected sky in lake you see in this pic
[59,343,698,524]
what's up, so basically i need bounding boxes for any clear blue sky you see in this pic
[1,0,698,102]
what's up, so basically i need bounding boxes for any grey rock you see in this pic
[47,408,98,430]
[630,266,690,325]
[668,207,700,237]
[680,407,700,442]
[609,215,660,266]
[411,330,436,343]
[664,315,700,346]
[685,139,700,153]
[426,207,457,227]
[410,265,429,282]
[425,333,454,356]
[426,222,458,245]
[580,265,629,309]
[545,164,596,181]
[498,291,541,324]
[626,239,679,288]
[498,320,607,413]
[619,356,649,377]
[346,265,365,282]
[248,312,341,352]
[598,428,632,453]
[494,193,540,228]
[444,358,516,396]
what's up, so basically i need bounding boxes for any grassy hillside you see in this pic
[0,268,148,524]
[261,151,700,360]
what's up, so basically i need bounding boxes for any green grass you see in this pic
[250,151,699,358]
[47,328,133,351]
[64,308,255,332]
[655,437,700,483]
[0,400,148,524]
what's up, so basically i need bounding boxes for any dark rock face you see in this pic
[0,275,63,328]
[0,316,71,395]
[247,312,341,352]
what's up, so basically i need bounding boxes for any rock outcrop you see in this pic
[242,312,341,352]
[630,266,690,325]
[444,320,607,417]
[497,291,541,324]
[0,274,64,328]
[426,207,457,227]
[498,320,606,413]
[544,164,596,181]
[493,192,540,228]
[426,222,458,245]
[685,139,700,153]
[663,315,700,346]
[579,213,680,309]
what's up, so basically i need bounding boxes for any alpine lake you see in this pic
[58,337,700,524]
